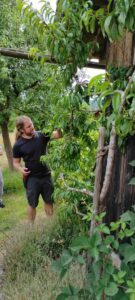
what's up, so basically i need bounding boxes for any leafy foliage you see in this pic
[17,0,135,81]
[87,67,135,147]
[54,209,135,299]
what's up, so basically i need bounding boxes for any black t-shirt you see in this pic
[13,132,51,177]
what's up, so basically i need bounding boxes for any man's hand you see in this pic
[51,129,62,139]
[22,167,31,176]
[13,158,30,176]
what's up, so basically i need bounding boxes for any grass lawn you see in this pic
[0,134,84,300]
[0,191,26,241]
[0,133,45,241]
[0,183,47,241]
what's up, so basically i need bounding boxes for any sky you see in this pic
[30,0,57,11]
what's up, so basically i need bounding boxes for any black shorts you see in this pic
[25,175,54,208]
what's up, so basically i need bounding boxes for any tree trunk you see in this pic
[102,136,135,223]
[106,31,133,66]
[102,31,135,222]
[1,123,14,171]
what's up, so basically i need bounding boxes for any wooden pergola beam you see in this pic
[0,47,106,69]
[0,47,56,63]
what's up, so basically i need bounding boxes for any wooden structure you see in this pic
[102,136,135,223]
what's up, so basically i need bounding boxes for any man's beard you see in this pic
[25,130,35,137]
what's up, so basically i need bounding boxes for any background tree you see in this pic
[17,0,135,220]
[0,0,56,169]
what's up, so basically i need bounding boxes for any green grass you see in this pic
[0,192,26,240]
[0,168,25,240]
[0,133,53,241]
[0,168,48,241]
[1,220,83,300]
[0,165,83,299]
[0,134,84,299]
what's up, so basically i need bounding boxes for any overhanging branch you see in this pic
[0,48,57,64]
[0,47,106,69]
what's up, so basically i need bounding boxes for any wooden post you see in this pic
[90,127,105,235]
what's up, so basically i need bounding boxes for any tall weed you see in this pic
[2,218,83,300]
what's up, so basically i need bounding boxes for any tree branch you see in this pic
[99,124,116,204]
[90,127,105,235]
[0,48,105,69]
[74,205,86,217]
[60,174,93,197]
[0,47,57,63]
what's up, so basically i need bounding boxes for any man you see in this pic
[0,144,5,208]
[13,115,62,222]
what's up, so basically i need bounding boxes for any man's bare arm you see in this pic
[13,158,30,176]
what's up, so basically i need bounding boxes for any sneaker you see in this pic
[0,200,5,208]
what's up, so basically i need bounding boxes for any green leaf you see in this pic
[104,15,112,36]
[111,20,119,40]
[56,295,68,300]
[107,0,113,12]
[90,232,102,247]
[61,250,73,267]
[129,160,135,167]
[112,92,121,113]
[121,211,135,222]
[104,235,115,246]
[56,285,79,300]
[104,282,118,296]
[106,263,115,275]
[129,178,135,185]
[89,16,95,33]
[124,0,129,13]
[70,236,90,252]
[101,99,111,114]
[119,244,135,263]
[60,268,68,280]
[87,74,105,93]
[95,8,104,18]
[110,221,120,231]
[98,224,110,234]
[113,290,128,300]
[75,255,85,265]
[118,12,126,24]
[124,228,134,237]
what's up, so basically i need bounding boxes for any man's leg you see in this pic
[27,205,36,222]
[26,177,39,222]
[44,203,53,216]
[41,175,54,217]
